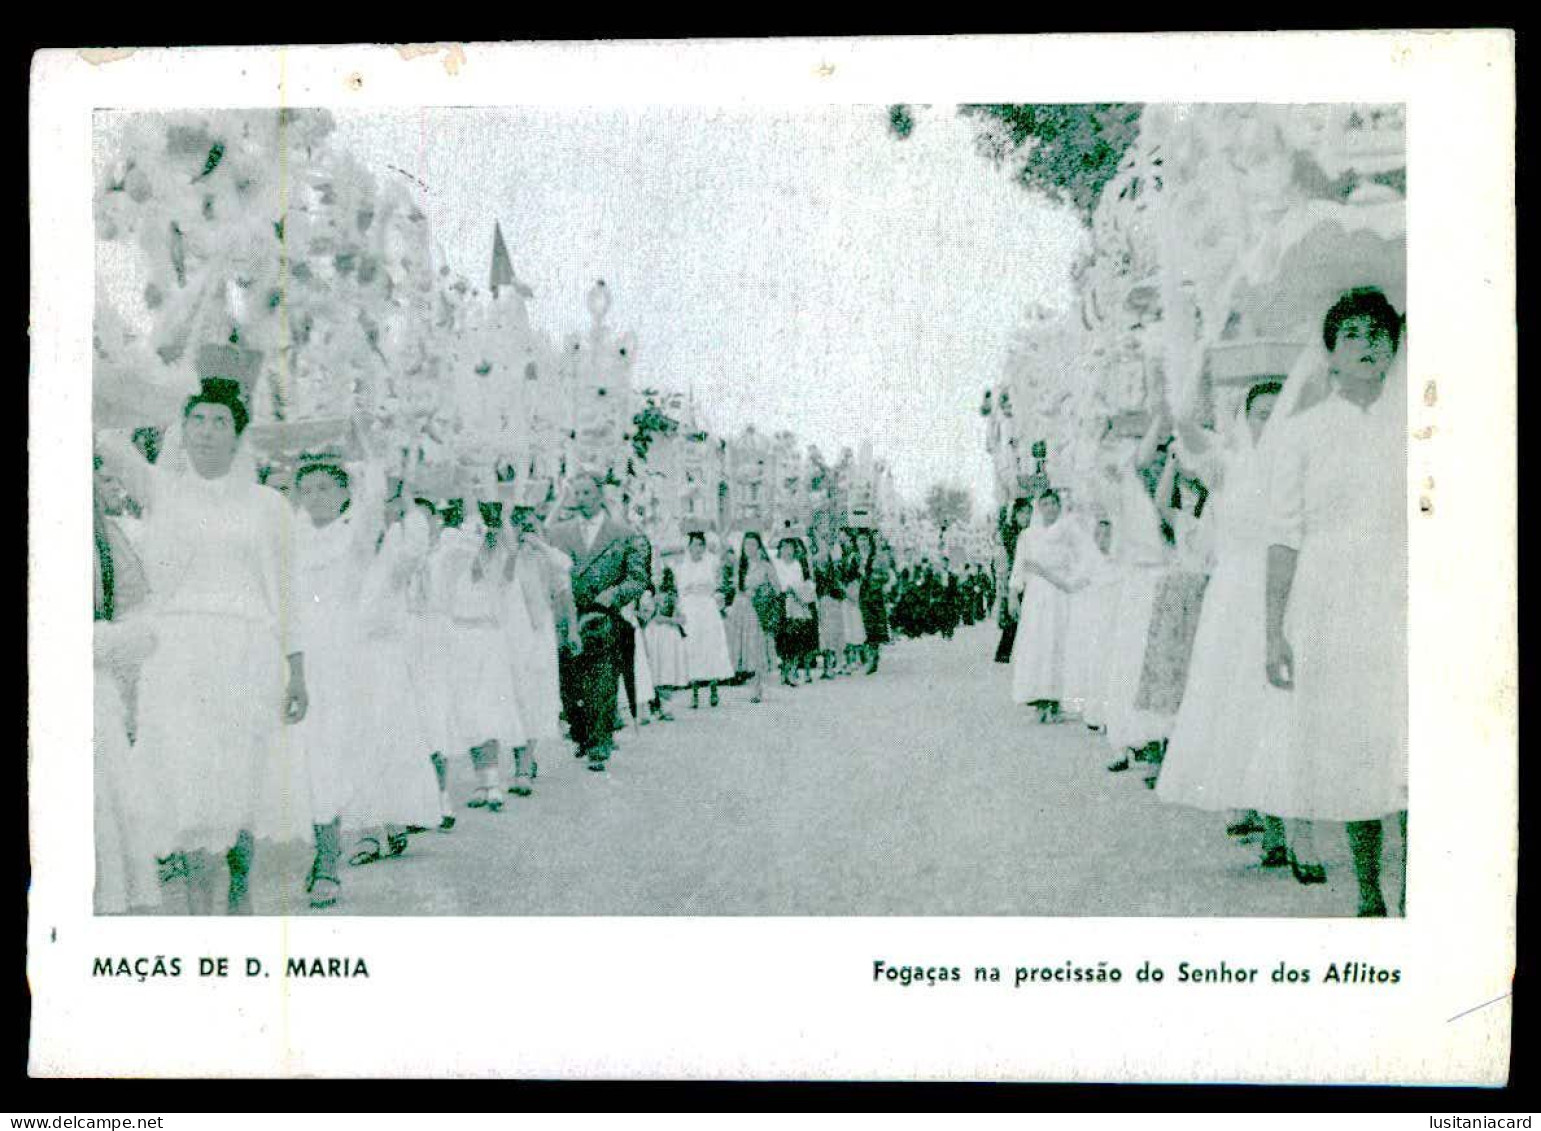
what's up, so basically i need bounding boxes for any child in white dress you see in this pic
[445,499,526,813]
[642,574,691,717]
[500,491,575,797]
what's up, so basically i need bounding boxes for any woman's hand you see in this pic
[283,675,309,724]
[1265,631,1294,690]
[283,653,309,723]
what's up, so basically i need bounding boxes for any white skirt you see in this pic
[1103,566,1169,752]
[841,589,867,646]
[1157,548,1284,813]
[644,623,691,688]
[506,596,564,743]
[343,630,440,829]
[407,614,457,757]
[295,618,361,825]
[135,612,313,855]
[679,593,735,682]
[629,629,657,713]
[1255,529,1408,820]
[449,620,526,752]
[1064,577,1118,724]
[1011,575,1072,704]
[94,671,162,913]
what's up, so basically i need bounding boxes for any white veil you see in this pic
[1272,339,1333,428]
[1269,319,1409,436]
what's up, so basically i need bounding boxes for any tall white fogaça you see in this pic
[562,278,636,481]
[982,103,1406,513]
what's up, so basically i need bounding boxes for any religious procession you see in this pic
[89,102,1406,918]
[985,104,1408,918]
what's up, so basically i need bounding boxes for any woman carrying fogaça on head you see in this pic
[1259,288,1409,917]
[293,461,441,888]
[1008,488,1087,723]
[499,480,577,797]
[95,377,313,915]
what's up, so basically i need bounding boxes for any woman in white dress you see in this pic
[1157,380,1310,869]
[408,499,462,831]
[500,498,576,796]
[92,467,161,914]
[1128,449,1215,787]
[642,571,691,713]
[1262,289,1408,916]
[291,464,441,897]
[1008,490,1086,719]
[1063,515,1118,730]
[1102,410,1179,772]
[446,500,527,812]
[837,530,868,669]
[97,379,311,915]
[676,531,735,709]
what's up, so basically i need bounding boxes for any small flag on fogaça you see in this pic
[489,221,535,299]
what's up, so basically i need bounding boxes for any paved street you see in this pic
[156,623,1398,917]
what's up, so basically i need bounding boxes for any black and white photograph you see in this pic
[29,35,1515,1082]
[84,98,1413,919]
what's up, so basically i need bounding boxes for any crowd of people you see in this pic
[995,287,1408,917]
[91,403,989,915]
[89,285,1406,920]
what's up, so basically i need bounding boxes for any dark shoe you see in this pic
[404,824,430,834]
[227,875,251,916]
[1289,853,1328,886]
[348,837,383,867]
[1260,846,1290,869]
[157,853,189,884]
[438,816,456,832]
[305,863,340,910]
[1106,755,1131,773]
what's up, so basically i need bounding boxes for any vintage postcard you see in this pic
[27,33,1515,1081]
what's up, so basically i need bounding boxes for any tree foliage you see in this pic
[924,482,973,533]
[959,103,1143,222]
[630,388,682,461]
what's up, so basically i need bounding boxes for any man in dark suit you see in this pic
[545,474,651,773]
